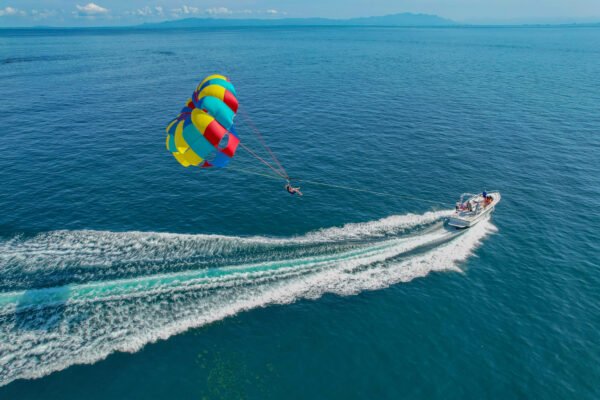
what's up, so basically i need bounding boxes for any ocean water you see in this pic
[0,26,599,399]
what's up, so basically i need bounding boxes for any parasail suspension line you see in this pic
[238,142,288,180]
[238,109,289,179]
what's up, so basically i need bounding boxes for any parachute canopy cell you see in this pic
[166,74,240,168]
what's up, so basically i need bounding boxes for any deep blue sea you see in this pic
[0,26,599,399]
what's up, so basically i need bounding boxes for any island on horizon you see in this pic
[3,11,600,30]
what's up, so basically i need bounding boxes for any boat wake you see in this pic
[0,210,496,387]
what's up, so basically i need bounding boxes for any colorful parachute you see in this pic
[166,74,240,168]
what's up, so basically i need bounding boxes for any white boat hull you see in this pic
[447,192,501,228]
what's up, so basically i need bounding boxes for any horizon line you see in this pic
[2,12,600,30]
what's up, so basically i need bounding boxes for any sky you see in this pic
[1,0,600,27]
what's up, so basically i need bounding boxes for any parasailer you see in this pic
[285,182,303,196]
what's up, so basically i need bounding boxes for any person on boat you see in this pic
[482,191,493,207]
[285,182,303,196]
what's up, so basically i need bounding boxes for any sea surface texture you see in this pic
[0,27,599,399]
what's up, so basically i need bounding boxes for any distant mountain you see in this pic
[345,13,455,26]
[140,13,456,29]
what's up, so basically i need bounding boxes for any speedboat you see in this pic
[447,191,501,229]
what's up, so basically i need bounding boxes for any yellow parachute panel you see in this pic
[196,85,226,102]
[191,109,215,133]
[198,74,228,89]
[173,152,191,167]
[174,121,189,154]
[180,148,203,166]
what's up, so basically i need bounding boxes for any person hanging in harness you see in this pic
[285,181,303,196]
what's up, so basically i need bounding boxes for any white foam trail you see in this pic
[0,211,494,388]
[316,217,498,296]
[0,210,450,273]
[301,210,452,241]
[0,227,452,311]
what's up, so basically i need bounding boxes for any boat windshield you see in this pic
[459,193,477,203]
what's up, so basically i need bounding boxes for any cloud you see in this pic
[182,5,200,14]
[206,7,232,15]
[164,5,288,19]
[76,3,109,16]
[124,6,166,18]
[0,6,26,17]
[171,5,202,17]
[167,6,286,18]
[264,9,286,16]
[30,9,57,19]
[134,6,153,17]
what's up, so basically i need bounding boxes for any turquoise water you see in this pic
[0,26,599,399]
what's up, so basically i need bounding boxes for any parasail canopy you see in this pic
[166,74,240,168]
